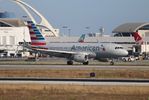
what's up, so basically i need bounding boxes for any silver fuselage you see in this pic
[46,42,128,59]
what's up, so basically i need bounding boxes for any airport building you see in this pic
[113,22,149,37]
[0,18,30,57]
[0,0,59,57]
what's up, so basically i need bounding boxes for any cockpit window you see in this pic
[115,47,124,49]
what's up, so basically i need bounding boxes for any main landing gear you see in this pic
[83,61,89,65]
[67,60,89,65]
[109,59,114,65]
[110,61,114,65]
[67,60,73,65]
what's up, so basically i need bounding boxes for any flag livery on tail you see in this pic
[133,32,144,45]
[27,21,46,48]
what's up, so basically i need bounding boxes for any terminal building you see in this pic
[0,18,30,57]
[113,22,149,37]
[0,0,59,57]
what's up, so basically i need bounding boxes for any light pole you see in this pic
[68,28,71,37]
[62,26,68,36]
[99,26,104,36]
[85,26,90,34]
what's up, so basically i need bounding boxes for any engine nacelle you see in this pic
[97,58,109,62]
[73,54,88,63]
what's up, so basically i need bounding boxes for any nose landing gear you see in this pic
[83,61,89,65]
[67,60,73,65]
[109,59,114,65]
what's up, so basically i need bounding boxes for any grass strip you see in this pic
[0,84,149,100]
[0,69,149,79]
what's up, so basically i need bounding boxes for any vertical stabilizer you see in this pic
[27,21,47,48]
[133,32,144,45]
[78,34,85,43]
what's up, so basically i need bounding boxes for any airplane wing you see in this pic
[24,42,95,59]
[23,39,96,61]
[32,48,77,58]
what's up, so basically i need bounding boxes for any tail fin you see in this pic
[78,34,85,43]
[27,21,47,48]
[133,32,144,45]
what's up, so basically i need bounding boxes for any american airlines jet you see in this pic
[24,21,128,65]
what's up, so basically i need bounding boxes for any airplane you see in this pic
[24,21,128,65]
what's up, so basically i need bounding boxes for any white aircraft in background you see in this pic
[24,21,128,65]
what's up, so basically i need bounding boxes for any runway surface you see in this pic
[0,77,149,86]
[0,64,148,70]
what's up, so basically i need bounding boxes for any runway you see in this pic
[0,77,149,86]
[0,64,148,70]
[0,64,149,86]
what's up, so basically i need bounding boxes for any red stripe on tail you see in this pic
[31,42,46,45]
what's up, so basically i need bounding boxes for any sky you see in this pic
[0,0,149,36]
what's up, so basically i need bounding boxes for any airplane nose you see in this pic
[122,50,128,56]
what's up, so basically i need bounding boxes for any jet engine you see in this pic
[97,58,109,62]
[73,54,88,63]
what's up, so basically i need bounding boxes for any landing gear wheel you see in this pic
[110,61,114,65]
[83,61,89,65]
[67,61,73,65]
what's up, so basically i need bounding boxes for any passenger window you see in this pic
[115,47,123,49]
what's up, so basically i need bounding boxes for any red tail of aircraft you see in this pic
[133,32,144,45]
